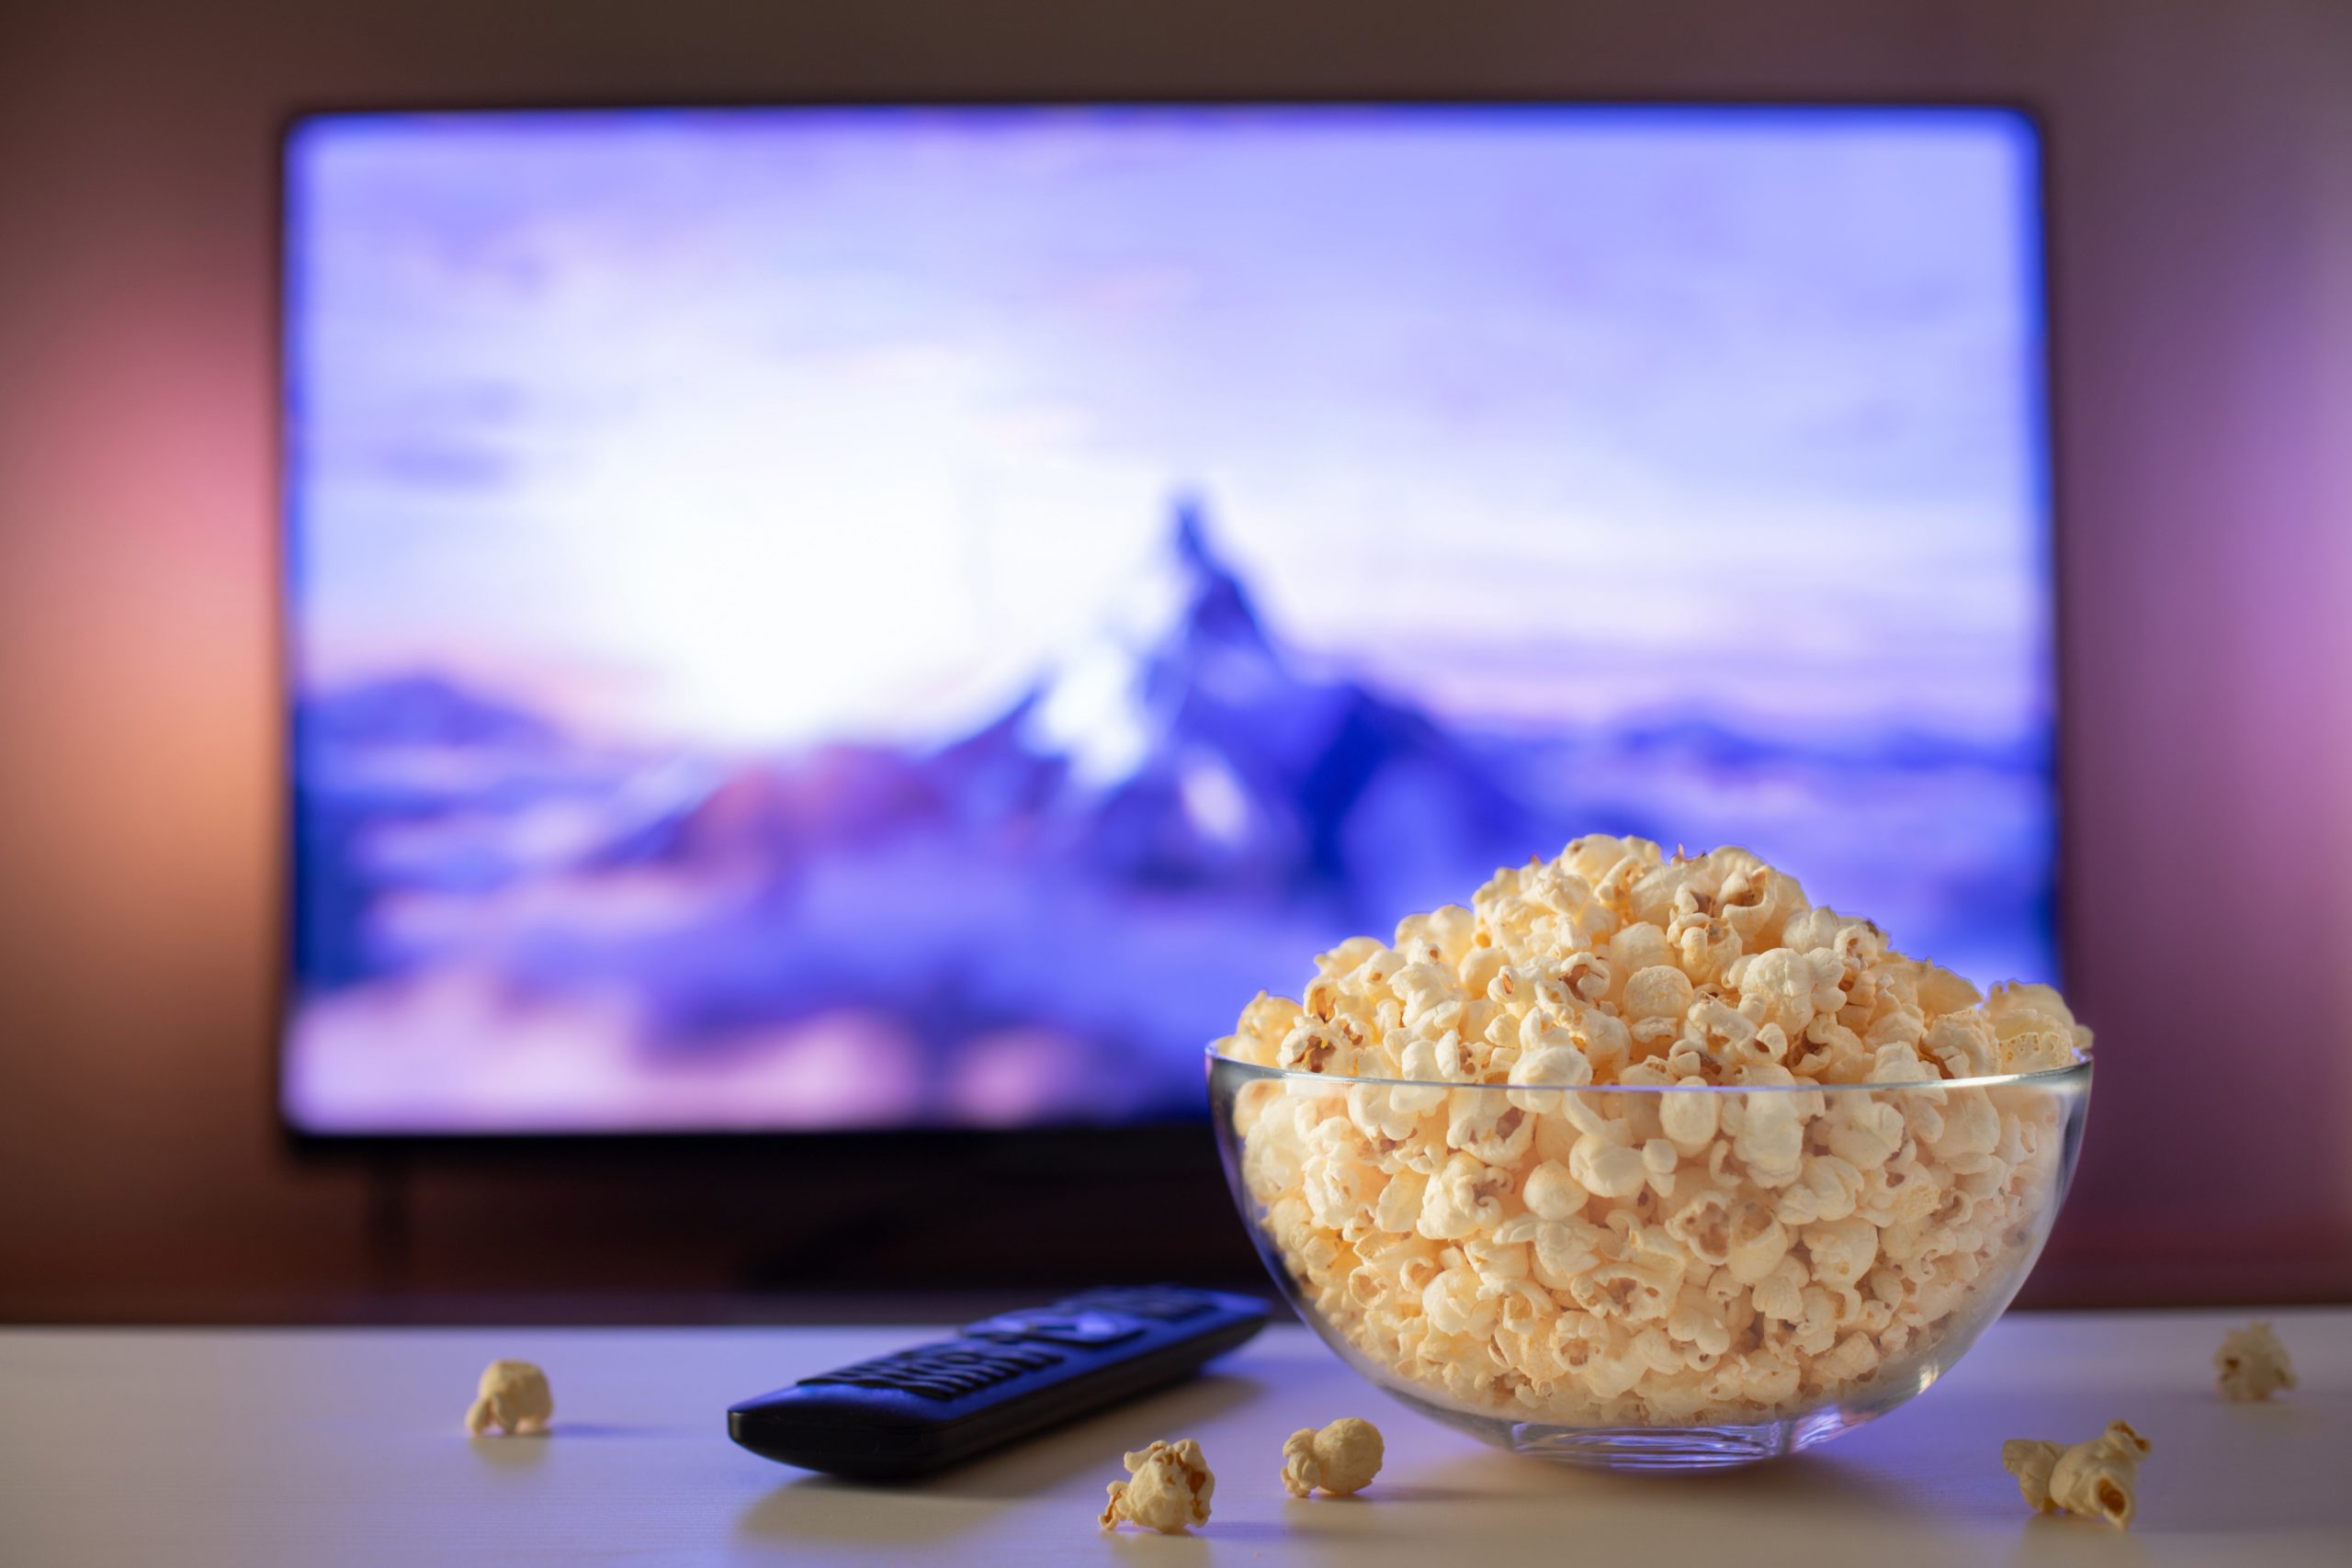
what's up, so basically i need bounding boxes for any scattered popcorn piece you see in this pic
[2001,1438,2064,1512]
[1280,1416,1385,1497]
[2050,1420,2150,1529]
[2214,1321,2296,1402]
[1099,1438,1215,1534]
[2004,1421,2149,1529]
[1279,1429,1320,1497]
[464,1359,553,1437]
[1216,840,2094,1431]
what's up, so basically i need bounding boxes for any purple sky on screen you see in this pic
[281,107,2057,1130]
[288,107,2048,753]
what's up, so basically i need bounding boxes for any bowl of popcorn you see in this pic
[1209,837,2091,1471]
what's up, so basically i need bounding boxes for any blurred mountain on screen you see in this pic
[929,500,1546,908]
[301,673,559,751]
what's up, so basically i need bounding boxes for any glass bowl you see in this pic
[1209,1050,2089,1471]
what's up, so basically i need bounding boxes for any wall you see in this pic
[3,0,2348,1317]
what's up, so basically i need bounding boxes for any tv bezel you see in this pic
[271,94,2064,1166]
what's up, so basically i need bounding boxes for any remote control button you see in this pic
[1059,1288,1214,1322]
[962,1309,1145,1348]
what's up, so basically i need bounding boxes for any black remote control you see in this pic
[727,1285,1269,1480]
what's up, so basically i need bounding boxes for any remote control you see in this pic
[727,1285,1270,1479]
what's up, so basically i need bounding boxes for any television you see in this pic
[280,103,2055,1140]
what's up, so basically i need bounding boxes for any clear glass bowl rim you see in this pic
[1204,1046,2090,1095]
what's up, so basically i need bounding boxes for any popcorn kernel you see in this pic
[2214,1321,2295,1402]
[1100,1438,1214,1534]
[464,1359,553,1437]
[1282,1416,1385,1497]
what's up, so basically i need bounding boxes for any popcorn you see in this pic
[2004,1421,2149,1529]
[1420,1152,1510,1239]
[464,1359,553,1437]
[2000,1438,2064,1511]
[1568,1133,1648,1201]
[1280,1416,1385,1497]
[2213,1321,2296,1401]
[1213,840,2089,1431]
[1099,1438,1215,1534]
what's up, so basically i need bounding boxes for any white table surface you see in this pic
[1,1310,2345,1566]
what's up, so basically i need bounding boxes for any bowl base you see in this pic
[1387,1388,1883,1472]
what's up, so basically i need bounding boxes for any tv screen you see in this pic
[280,104,2054,1135]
